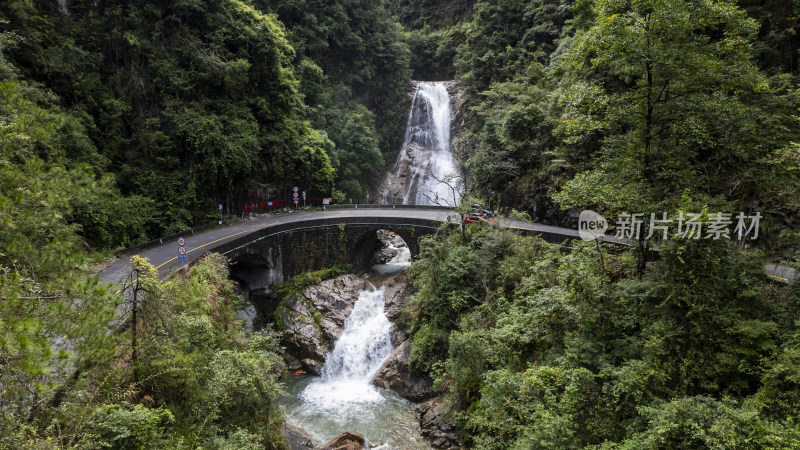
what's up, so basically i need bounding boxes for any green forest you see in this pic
[2,0,800,448]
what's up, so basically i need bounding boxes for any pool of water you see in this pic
[280,374,428,449]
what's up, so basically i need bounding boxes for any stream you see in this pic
[279,244,430,449]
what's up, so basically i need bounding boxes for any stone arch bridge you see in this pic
[219,215,447,292]
[98,206,795,288]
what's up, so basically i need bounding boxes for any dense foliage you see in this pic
[3,0,800,447]
[1,250,286,448]
[408,224,800,448]
[1,0,411,249]
[259,0,412,161]
[437,0,800,250]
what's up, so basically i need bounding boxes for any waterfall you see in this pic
[282,248,426,448]
[300,283,394,407]
[373,240,411,275]
[382,81,462,206]
[56,0,70,15]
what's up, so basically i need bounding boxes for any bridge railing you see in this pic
[114,205,453,257]
[323,204,455,211]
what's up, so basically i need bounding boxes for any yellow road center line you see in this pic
[154,223,269,269]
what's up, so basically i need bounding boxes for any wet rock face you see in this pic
[320,430,365,450]
[371,339,433,401]
[414,396,463,449]
[280,423,315,450]
[278,274,366,373]
[374,246,399,264]
[304,275,366,338]
[380,270,414,346]
[382,270,413,323]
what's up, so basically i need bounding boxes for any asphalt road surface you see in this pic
[97,207,796,285]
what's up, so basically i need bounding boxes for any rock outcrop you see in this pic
[370,270,435,401]
[278,274,366,373]
[382,270,413,322]
[380,270,413,346]
[372,339,433,401]
[414,396,463,449]
[320,430,365,450]
[280,423,315,450]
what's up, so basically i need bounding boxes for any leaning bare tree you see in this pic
[420,171,465,209]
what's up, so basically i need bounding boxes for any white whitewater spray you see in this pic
[382,81,462,206]
[282,249,423,447]
[299,246,411,411]
[57,0,70,15]
[372,241,411,275]
[300,284,394,407]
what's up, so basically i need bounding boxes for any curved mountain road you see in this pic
[97,206,796,285]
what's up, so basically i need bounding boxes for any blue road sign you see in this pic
[218,204,223,210]
[178,254,187,260]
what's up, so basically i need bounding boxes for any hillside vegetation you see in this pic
[2,0,800,448]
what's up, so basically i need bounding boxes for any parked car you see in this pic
[463,212,497,225]
[470,203,496,217]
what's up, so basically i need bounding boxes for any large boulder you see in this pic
[382,271,413,323]
[320,431,365,450]
[278,295,329,370]
[278,275,365,373]
[414,396,463,449]
[372,339,433,401]
[280,423,315,450]
[303,274,366,338]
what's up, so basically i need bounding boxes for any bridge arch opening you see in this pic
[350,228,413,273]
[228,249,285,330]
[228,249,283,293]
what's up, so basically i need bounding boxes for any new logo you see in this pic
[578,210,608,241]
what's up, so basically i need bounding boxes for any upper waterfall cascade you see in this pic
[381,81,462,206]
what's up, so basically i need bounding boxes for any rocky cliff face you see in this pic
[414,396,463,449]
[277,274,366,374]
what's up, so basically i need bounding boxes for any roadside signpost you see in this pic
[178,237,186,259]
[218,203,223,224]
[178,236,187,271]
[302,190,306,208]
